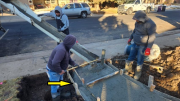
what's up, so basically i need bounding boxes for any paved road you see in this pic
[0,10,179,57]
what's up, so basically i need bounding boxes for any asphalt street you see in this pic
[0,10,179,57]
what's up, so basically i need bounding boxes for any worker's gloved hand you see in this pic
[74,64,79,68]
[58,29,62,32]
[144,48,151,56]
[37,14,44,17]
[59,70,65,75]
[128,39,131,45]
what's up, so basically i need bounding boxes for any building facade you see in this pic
[174,0,180,3]
[19,0,89,10]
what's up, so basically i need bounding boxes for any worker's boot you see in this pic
[124,60,133,75]
[134,65,142,80]
[57,86,64,93]
[57,87,71,98]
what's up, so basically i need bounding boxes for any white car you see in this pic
[118,0,154,15]
[51,3,91,18]
[63,3,91,18]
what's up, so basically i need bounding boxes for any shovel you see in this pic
[65,59,99,72]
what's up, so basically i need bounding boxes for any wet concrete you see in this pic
[74,63,116,85]
[72,62,171,101]
[75,73,172,101]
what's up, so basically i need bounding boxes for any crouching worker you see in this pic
[46,35,79,101]
[125,10,156,80]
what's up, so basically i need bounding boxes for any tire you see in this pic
[81,11,87,18]
[126,8,132,15]
[146,7,151,14]
[118,10,122,15]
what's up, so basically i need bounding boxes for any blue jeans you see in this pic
[127,43,146,65]
[46,66,63,96]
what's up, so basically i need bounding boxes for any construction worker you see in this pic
[42,6,69,35]
[38,6,69,44]
[46,35,78,101]
[125,10,156,80]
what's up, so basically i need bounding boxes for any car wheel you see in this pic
[118,10,122,15]
[146,7,151,14]
[126,9,132,15]
[81,11,87,18]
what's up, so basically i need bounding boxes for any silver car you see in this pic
[0,6,2,13]
[62,3,91,18]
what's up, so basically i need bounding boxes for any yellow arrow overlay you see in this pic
[48,81,72,86]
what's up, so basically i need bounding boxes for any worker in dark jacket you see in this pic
[125,10,156,80]
[46,35,78,101]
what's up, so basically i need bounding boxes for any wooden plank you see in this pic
[120,69,124,75]
[74,83,81,96]
[148,75,156,92]
[97,97,100,101]
[86,71,119,86]
[74,69,82,83]
[150,84,156,92]
[148,75,154,87]
[101,49,106,65]
[81,78,85,85]
[66,71,81,96]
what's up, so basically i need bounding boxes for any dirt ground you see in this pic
[111,46,180,98]
[17,73,84,101]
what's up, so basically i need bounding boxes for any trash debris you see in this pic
[0,82,3,85]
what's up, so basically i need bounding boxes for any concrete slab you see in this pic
[73,62,119,86]
[85,74,170,101]
[76,63,115,84]
[155,33,180,48]
[0,56,47,81]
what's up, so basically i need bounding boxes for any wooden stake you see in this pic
[120,69,124,75]
[101,49,106,65]
[148,75,154,87]
[148,75,156,92]
[109,59,112,64]
[86,71,119,86]
[97,97,100,101]
[66,71,81,96]
[150,84,156,92]
[74,83,81,95]
[81,78,85,85]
